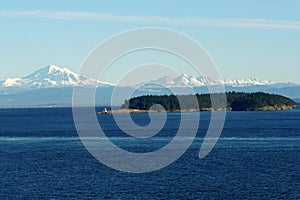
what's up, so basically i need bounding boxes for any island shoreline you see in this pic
[97,105,297,115]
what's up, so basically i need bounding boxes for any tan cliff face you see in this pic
[257,105,295,111]
[227,105,297,111]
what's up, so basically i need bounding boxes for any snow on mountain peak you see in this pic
[27,64,76,78]
[2,78,23,87]
[0,65,289,93]
[46,64,76,76]
[140,74,275,88]
[1,65,114,89]
[48,64,61,73]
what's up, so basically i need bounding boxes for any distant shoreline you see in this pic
[97,105,297,115]
[0,104,298,111]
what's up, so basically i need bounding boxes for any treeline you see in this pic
[121,92,298,111]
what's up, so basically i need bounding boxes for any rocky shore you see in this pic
[97,104,296,115]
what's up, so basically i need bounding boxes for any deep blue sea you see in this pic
[0,107,299,199]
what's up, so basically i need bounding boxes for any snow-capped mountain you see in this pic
[0,66,299,107]
[139,73,275,88]
[1,65,113,91]
[152,73,207,87]
[1,66,298,91]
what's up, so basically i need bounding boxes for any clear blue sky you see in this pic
[0,0,300,83]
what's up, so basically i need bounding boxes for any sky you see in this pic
[0,0,300,84]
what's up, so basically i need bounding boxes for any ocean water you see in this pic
[0,107,299,199]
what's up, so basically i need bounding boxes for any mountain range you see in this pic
[143,73,275,88]
[0,65,299,107]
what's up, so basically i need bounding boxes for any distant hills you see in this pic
[0,65,299,107]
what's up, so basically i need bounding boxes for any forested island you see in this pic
[120,92,298,112]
